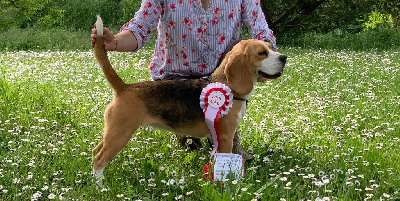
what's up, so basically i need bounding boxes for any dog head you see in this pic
[219,39,287,96]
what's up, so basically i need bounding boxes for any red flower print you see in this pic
[147,30,151,34]
[168,21,176,29]
[181,18,192,25]
[214,7,220,14]
[182,53,188,59]
[140,34,146,40]
[167,58,172,64]
[153,10,158,15]
[252,11,257,17]
[212,16,218,25]
[143,10,149,18]
[229,9,234,19]
[188,26,192,31]
[198,63,206,69]
[184,62,189,67]
[144,2,152,8]
[219,35,226,45]
[170,3,176,9]
[179,0,183,4]
[138,24,143,29]
[197,27,203,33]
[270,31,274,38]
[182,34,187,40]
[257,33,263,40]
[159,69,164,75]
[192,49,196,53]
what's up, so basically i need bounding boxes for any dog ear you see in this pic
[224,47,254,96]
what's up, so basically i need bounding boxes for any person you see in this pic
[91,0,277,161]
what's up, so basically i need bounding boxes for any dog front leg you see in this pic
[217,132,234,153]
[216,101,242,153]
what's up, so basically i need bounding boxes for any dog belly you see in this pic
[171,123,210,138]
[145,121,209,138]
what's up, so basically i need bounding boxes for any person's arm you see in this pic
[119,0,163,52]
[91,0,161,52]
[91,26,138,52]
[241,0,277,51]
[114,30,138,52]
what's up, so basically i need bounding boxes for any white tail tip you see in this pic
[96,15,103,36]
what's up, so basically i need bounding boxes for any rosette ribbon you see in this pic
[200,82,233,157]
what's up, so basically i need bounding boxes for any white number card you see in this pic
[213,153,244,181]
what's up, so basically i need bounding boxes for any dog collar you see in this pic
[233,97,247,102]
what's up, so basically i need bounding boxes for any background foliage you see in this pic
[0,0,399,51]
[1,0,398,32]
[261,0,399,34]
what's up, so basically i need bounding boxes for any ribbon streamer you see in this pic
[200,83,233,157]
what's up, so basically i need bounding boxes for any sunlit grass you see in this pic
[0,47,399,200]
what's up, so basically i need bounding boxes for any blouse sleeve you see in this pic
[241,0,277,51]
[120,0,163,51]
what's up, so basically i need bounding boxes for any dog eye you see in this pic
[258,51,267,56]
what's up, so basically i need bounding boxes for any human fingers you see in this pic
[103,28,114,40]
[91,34,96,48]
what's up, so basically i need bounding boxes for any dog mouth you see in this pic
[258,70,284,79]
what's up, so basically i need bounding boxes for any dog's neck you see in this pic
[211,66,251,100]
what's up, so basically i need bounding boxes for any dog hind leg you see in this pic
[93,105,140,184]
[92,140,103,157]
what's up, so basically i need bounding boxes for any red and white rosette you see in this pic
[200,82,233,157]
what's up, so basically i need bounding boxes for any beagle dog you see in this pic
[92,16,287,182]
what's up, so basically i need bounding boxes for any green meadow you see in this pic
[1,43,399,200]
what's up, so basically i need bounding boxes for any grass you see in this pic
[0,28,91,51]
[2,27,399,52]
[0,45,400,200]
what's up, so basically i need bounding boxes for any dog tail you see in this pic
[94,15,126,93]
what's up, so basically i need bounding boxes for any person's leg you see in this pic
[232,131,253,161]
[177,135,203,151]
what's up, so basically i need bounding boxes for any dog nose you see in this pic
[279,55,287,63]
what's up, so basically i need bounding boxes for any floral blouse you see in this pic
[121,0,276,80]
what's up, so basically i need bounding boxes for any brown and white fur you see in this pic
[92,16,287,183]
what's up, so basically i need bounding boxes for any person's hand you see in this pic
[91,24,117,51]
